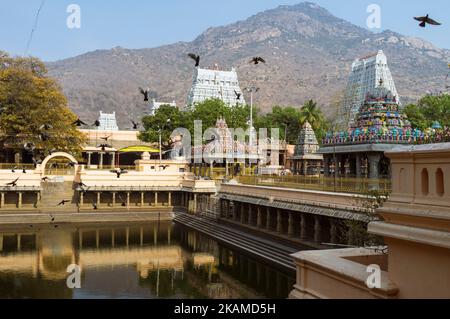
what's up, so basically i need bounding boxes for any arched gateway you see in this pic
[41,152,79,176]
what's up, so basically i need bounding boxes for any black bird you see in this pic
[39,132,50,141]
[121,202,127,207]
[57,200,71,206]
[250,57,266,65]
[24,142,35,152]
[93,120,101,127]
[139,87,150,102]
[93,203,98,210]
[131,120,139,130]
[234,90,242,100]
[11,166,18,173]
[100,136,111,142]
[32,157,42,168]
[5,178,19,187]
[188,53,201,67]
[72,119,87,127]
[42,177,49,182]
[22,168,27,174]
[48,149,57,156]
[39,124,53,130]
[414,15,441,27]
[77,181,87,188]
[159,165,169,170]
[98,143,111,151]
[49,214,55,222]
[111,168,128,178]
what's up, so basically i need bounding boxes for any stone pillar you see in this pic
[87,152,92,168]
[35,192,40,208]
[18,192,22,209]
[193,194,197,213]
[168,192,172,206]
[97,193,101,206]
[300,214,307,240]
[112,193,116,207]
[303,160,308,176]
[340,156,346,177]
[368,154,381,179]
[17,234,21,251]
[232,202,237,221]
[111,152,115,167]
[277,209,283,234]
[248,205,253,226]
[0,193,4,208]
[240,204,245,224]
[80,192,84,207]
[314,216,322,243]
[288,212,294,237]
[368,153,382,190]
[266,208,271,231]
[330,219,338,244]
[356,154,362,178]
[99,152,104,169]
[324,158,330,177]
[140,192,145,207]
[257,207,262,229]
[155,192,159,206]
[126,192,130,208]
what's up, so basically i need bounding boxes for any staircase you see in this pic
[40,181,79,213]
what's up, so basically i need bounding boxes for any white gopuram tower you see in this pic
[186,65,245,107]
[336,50,400,129]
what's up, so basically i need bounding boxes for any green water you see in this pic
[0,221,295,299]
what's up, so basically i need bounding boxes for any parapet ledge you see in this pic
[291,248,398,299]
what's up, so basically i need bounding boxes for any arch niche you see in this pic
[41,152,79,176]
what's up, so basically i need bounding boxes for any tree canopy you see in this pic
[139,98,330,147]
[0,52,86,160]
[404,94,450,130]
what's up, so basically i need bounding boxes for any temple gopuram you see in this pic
[290,122,323,175]
[319,86,420,181]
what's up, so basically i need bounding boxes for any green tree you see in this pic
[299,100,329,140]
[404,94,450,130]
[139,104,187,148]
[255,106,302,144]
[0,52,86,160]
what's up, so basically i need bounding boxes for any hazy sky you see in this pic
[1,0,449,61]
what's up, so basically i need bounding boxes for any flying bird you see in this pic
[42,177,49,182]
[39,124,53,130]
[234,90,242,100]
[5,178,19,187]
[250,57,266,65]
[57,200,71,206]
[39,132,50,141]
[72,119,87,127]
[159,165,169,170]
[93,120,101,127]
[111,168,128,178]
[24,142,35,152]
[414,15,441,27]
[131,120,139,130]
[100,136,111,142]
[139,87,150,102]
[188,53,201,67]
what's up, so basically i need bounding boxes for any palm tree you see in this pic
[299,100,325,130]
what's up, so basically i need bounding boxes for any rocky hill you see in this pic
[46,2,450,127]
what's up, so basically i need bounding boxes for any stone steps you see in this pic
[39,181,79,212]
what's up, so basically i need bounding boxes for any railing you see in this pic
[0,164,35,170]
[84,165,136,171]
[236,175,391,195]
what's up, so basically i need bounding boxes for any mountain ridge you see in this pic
[44,2,450,127]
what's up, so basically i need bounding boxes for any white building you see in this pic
[336,50,400,129]
[98,111,119,131]
[149,99,177,116]
[186,66,245,107]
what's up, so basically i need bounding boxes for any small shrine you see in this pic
[290,122,323,175]
[319,86,415,181]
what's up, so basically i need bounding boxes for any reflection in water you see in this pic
[0,222,295,299]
